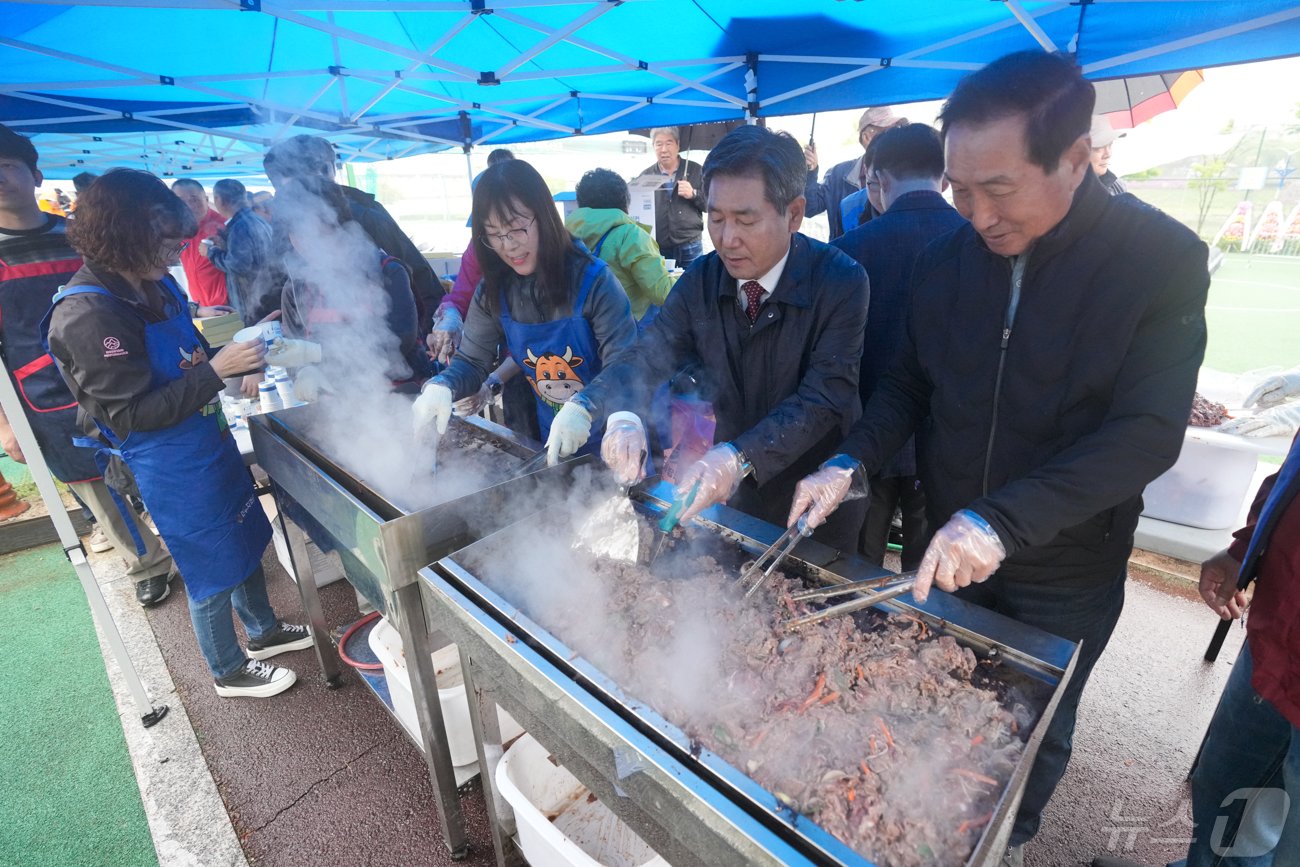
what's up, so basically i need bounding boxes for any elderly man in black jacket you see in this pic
[563,125,870,552]
[789,52,1209,865]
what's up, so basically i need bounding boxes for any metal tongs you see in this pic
[736,516,811,599]
[510,450,549,479]
[781,571,918,632]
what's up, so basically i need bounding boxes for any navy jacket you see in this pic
[804,159,877,239]
[832,190,967,477]
[840,172,1208,586]
[578,233,868,511]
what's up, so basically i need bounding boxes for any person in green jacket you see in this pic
[565,168,674,331]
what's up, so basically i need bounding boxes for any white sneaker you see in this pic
[87,526,113,553]
[213,659,297,698]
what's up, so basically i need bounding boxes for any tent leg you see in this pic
[0,371,165,727]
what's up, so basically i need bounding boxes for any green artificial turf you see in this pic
[1204,253,1300,375]
[0,544,157,867]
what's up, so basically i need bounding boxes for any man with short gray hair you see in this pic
[206,178,280,323]
[637,126,706,268]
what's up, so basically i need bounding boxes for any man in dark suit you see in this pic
[560,125,870,552]
[832,124,967,569]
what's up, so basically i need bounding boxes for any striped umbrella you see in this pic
[1094,70,1205,129]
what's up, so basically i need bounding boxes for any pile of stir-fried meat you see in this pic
[474,541,1033,866]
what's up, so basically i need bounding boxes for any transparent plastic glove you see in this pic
[427,306,464,367]
[675,443,744,523]
[413,381,453,436]
[546,400,592,465]
[293,365,329,402]
[1244,368,1300,408]
[601,412,648,486]
[1219,402,1300,438]
[453,380,491,417]
[787,453,868,530]
[914,509,1007,604]
[265,338,322,369]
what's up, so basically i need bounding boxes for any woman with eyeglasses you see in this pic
[46,169,312,700]
[414,159,638,462]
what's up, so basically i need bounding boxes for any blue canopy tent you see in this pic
[3,0,1300,177]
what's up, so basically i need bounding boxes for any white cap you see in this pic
[1089,115,1125,148]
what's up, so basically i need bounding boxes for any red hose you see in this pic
[337,610,384,670]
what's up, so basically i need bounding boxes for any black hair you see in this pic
[171,178,203,193]
[486,148,515,167]
[263,135,335,183]
[72,171,98,193]
[702,126,806,213]
[0,124,38,174]
[471,159,577,318]
[213,178,247,208]
[938,51,1094,173]
[868,124,945,182]
[575,168,629,212]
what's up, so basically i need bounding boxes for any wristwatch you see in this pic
[730,443,754,478]
[486,375,504,397]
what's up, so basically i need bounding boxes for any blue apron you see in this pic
[500,258,605,446]
[43,277,270,601]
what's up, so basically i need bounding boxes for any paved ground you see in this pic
[47,523,1248,867]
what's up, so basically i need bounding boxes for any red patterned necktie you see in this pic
[742,280,765,324]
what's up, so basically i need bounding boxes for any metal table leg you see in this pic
[394,581,471,859]
[276,505,343,688]
[461,646,525,867]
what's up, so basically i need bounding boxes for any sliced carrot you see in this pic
[798,672,828,712]
[952,768,998,787]
[819,691,841,706]
[859,760,873,777]
[970,735,985,746]
[876,716,896,749]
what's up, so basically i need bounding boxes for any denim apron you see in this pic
[500,259,605,447]
[43,278,270,601]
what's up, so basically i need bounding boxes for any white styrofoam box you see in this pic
[497,734,668,867]
[270,517,345,588]
[368,617,522,766]
[1142,432,1259,530]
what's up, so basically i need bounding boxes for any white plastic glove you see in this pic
[601,412,648,486]
[453,379,492,417]
[293,365,329,402]
[675,443,745,524]
[426,306,464,367]
[265,338,322,369]
[914,510,1007,604]
[788,454,867,530]
[413,382,454,436]
[1219,403,1300,439]
[1244,368,1300,409]
[546,400,592,465]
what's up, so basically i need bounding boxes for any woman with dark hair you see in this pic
[274,173,431,392]
[413,159,637,461]
[46,168,311,699]
[565,168,673,332]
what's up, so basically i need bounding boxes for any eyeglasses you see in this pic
[480,217,534,250]
[161,239,189,260]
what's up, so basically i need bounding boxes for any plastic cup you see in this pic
[663,258,676,271]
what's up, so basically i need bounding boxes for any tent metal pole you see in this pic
[0,370,166,728]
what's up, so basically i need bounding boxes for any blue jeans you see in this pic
[1172,642,1297,867]
[955,568,1127,846]
[660,239,702,269]
[187,565,280,679]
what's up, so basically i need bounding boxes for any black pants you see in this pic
[956,567,1127,846]
[860,474,927,570]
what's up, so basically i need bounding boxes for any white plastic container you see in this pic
[496,734,668,867]
[258,380,282,413]
[1142,429,1259,530]
[368,618,522,766]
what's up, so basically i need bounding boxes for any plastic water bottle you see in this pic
[258,380,282,414]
